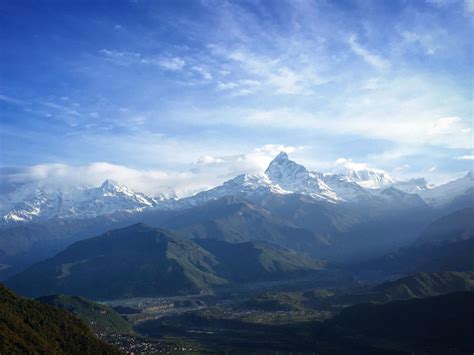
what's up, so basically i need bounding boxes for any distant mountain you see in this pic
[1,152,470,278]
[158,194,430,261]
[0,213,140,280]
[1,153,471,227]
[6,224,324,299]
[335,163,394,189]
[383,238,474,273]
[391,177,429,194]
[160,197,331,255]
[417,171,473,207]
[370,208,474,273]
[369,271,474,302]
[0,190,430,281]
[416,207,473,245]
[37,294,132,334]
[322,291,474,353]
[0,179,157,224]
[0,284,120,354]
[172,152,406,208]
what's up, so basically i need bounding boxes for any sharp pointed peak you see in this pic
[273,151,289,161]
[265,151,309,181]
[266,151,292,170]
[101,179,120,188]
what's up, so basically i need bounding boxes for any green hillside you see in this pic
[370,271,474,301]
[7,223,324,299]
[0,284,121,354]
[37,294,132,334]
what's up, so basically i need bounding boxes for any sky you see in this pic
[0,0,473,196]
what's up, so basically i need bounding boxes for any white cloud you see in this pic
[401,31,438,55]
[217,81,239,90]
[269,68,304,94]
[335,157,370,171]
[212,46,322,95]
[456,154,474,160]
[191,66,212,80]
[0,94,28,105]
[429,116,461,134]
[156,57,186,71]
[3,145,301,197]
[99,49,142,66]
[99,50,186,71]
[348,35,390,70]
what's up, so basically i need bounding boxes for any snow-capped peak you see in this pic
[265,151,309,185]
[334,160,394,189]
[2,153,471,224]
[390,178,429,194]
[1,179,158,224]
[416,170,473,207]
[100,179,120,189]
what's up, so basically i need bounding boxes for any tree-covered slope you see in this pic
[37,294,132,334]
[196,238,324,283]
[0,284,120,354]
[371,271,474,301]
[322,291,474,353]
[7,223,324,299]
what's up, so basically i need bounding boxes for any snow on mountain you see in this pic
[265,152,338,201]
[334,159,394,189]
[390,178,429,194]
[1,153,471,224]
[170,152,371,209]
[0,179,157,223]
[416,171,473,207]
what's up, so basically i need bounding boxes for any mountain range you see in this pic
[0,153,472,281]
[370,208,474,273]
[1,152,472,224]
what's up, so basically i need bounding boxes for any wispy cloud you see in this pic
[348,35,391,70]
[1,0,472,187]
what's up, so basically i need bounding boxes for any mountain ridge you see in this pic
[2,153,471,225]
[6,223,325,299]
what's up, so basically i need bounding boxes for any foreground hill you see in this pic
[0,284,120,354]
[7,223,324,299]
[37,294,132,334]
[322,291,474,353]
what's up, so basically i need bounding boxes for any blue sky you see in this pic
[0,0,473,195]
